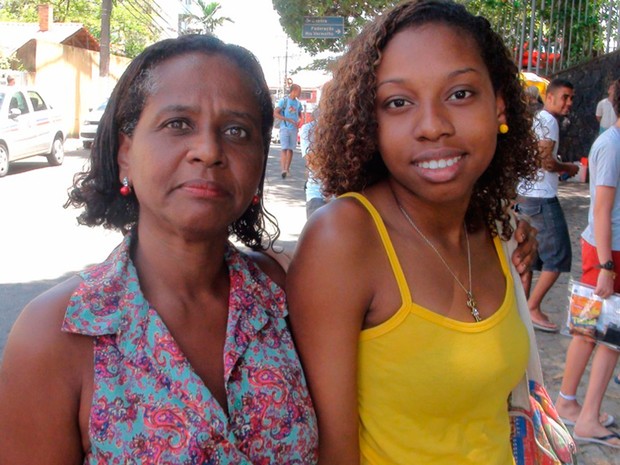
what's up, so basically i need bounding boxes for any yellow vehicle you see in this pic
[520,71,549,99]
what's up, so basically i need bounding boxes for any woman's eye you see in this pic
[225,126,249,138]
[386,98,410,109]
[166,119,190,130]
[450,90,473,100]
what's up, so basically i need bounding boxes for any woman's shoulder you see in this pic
[2,276,90,382]
[293,192,386,272]
[10,276,84,348]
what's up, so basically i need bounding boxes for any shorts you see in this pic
[581,238,620,291]
[280,126,298,151]
[516,196,572,272]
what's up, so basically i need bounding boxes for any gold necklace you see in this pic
[396,202,482,322]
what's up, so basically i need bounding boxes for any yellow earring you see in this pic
[499,123,509,134]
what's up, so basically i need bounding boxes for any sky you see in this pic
[215,0,317,87]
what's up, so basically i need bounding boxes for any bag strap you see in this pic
[501,217,545,409]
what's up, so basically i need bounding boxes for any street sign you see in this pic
[302,16,344,39]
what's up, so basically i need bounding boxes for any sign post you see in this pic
[302,16,344,39]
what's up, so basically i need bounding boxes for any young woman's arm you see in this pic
[0,277,90,464]
[287,201,375,465]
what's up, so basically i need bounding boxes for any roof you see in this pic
[0,21,100,56]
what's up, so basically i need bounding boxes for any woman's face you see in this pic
[374,23,505,206]
[118,52,265,240]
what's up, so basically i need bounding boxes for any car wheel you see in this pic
[47,135,64,166]
[0,143,8,177]
[83,141,92,149]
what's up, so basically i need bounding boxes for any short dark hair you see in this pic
[547,78,574,94]
[66,34,279,250]
[289,84,301,94]
[613,78,620,116]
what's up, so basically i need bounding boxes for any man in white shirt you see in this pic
[516,79,579,332]
[595,82,617,134]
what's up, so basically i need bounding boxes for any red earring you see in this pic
[120,177,132,196]
[252,194,260,205]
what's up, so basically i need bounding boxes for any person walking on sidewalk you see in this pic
[556,77,620,449]
[595,81,617,135]
[300,108,328,218]
[516,78,579,332]
[274,83,303,179]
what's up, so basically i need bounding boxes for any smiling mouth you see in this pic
[415,155,462,170]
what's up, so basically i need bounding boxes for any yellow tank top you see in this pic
[342,193,529,465]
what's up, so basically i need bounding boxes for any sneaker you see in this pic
[281,171,287,179]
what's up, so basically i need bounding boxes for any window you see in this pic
[27,91,48,112]
[9,92,29,114]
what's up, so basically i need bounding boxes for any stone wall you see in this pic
[553,49,620,162]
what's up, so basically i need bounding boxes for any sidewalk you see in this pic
[262,147,619,464]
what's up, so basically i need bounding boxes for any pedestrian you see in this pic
[274,83,303,178]
[555,77,620,449]
[6,75,15,86]
[299,107,328,218]
[0,34,318,463]
[286,1,546,463]
[516,78,580,332]
[524,85,543,115]
[595,80,617,134]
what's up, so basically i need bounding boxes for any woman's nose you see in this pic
[186,132,225,167]
[413,101,454,141]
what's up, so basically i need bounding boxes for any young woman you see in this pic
[287,1,541,463]
[0,35,317,464]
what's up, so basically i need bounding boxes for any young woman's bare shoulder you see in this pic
[298,196,377,252]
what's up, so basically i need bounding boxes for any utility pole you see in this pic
[283,38,289,94]
[100,0,111,78]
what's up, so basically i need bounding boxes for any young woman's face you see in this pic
[375,23,505,204]
[118,52,265,239]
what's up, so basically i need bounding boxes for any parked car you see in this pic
[80,99,108,149]
[0,86,66,177]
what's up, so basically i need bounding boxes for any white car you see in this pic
[80,99,107,149]
[0,86,66,177]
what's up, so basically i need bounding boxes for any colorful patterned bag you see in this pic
[510,380,578,465]
[502,230,578,465]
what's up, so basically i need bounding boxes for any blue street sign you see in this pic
[302,16,344,39]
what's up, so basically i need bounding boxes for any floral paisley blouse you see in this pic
[62,235,318,464]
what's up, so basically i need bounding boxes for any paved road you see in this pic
[0,141,618,463]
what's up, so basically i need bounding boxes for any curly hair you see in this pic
[314,0,539,239]
[65,34,279,250]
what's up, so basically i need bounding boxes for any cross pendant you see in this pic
[466,292,482,322]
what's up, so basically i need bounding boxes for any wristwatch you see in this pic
[596,260,615,271]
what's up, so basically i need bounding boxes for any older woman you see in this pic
[0,35,317,464]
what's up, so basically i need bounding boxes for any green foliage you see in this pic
[180,1,233,34]
[0,0,162,58]
[273,0,615,72]
[272,0,392,54]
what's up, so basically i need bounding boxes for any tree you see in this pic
[272,0,618,73]
[180,0,233,35]
[0,0,162,58]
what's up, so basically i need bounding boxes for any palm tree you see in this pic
[181,0,233,34]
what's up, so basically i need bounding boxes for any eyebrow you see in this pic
[376,67,480,88]
[156,104,257,122]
